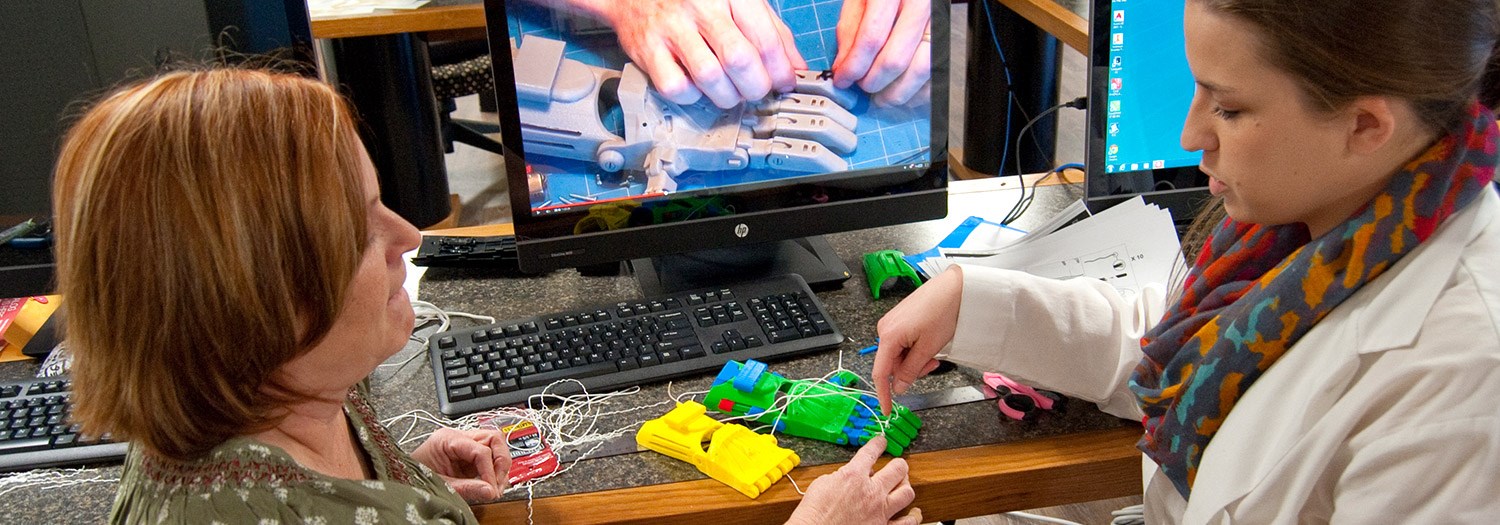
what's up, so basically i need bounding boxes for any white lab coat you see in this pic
[944,189,1500,523]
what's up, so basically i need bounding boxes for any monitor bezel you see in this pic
[482,0,951,273]
[1084,0,1210,220]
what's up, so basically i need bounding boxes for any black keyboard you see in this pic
[428,274,843,415]
[0,376,126,471]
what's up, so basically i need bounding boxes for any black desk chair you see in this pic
[429,40,503,156]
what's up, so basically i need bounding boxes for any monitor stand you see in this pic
[629,236,851,296]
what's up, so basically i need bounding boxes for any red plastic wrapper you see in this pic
[501,421,559,485]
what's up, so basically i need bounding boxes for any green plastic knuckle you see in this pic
[862,249,923,299]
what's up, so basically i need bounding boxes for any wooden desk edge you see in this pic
[423,222,515,237]
[472,426,1141,524]
[311,5,486,39]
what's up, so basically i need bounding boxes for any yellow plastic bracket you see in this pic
[636,401,800,498]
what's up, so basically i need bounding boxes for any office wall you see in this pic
[0,0,214,218]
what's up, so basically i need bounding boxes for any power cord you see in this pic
[1111,503,1145,525]
[375,301,497,379]
[980,0,1023,175]
[1000,96,1088,225]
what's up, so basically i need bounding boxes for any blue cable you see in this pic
[980,0,1015,175]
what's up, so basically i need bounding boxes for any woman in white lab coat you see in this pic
[871,0,1500,522]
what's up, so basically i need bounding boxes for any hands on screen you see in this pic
[871,265,963,416]
[833,0,932,106]
[601,0,808,109]
[580,0,930,108]
[785,436,923,525]
[410,427,514,503]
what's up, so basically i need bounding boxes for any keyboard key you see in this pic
[680,346,707,360]
[474,383,498,397]
[519,361,618,389]
[768,329,801,344]
[0,437,50,455]
[637,353,659,367]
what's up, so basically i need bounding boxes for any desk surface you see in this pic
[435,179,1140,523]
[310,0,1088,52]
[0,181,1142,523]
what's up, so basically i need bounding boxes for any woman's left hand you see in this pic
[411,427,513,503]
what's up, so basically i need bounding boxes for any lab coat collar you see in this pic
[1353,189,1497,354]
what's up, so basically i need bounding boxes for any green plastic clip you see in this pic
[862,250,923,300]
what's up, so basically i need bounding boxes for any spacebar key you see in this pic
[519,361,619,389]
[0,437,52,455]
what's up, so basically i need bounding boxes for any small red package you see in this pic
[501,421,559,485]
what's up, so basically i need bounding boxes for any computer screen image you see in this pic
[1086,0,1209,221]
[484,0,949,292]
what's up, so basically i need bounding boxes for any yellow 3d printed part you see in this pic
[636,401,800,498]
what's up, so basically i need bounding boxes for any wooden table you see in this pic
[474,428,1140,524]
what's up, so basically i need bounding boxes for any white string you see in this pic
[783,472,807,495]
[376,301,496,377]
[714,348,896,441]
[0,469,119,498]
[381,380,672,492]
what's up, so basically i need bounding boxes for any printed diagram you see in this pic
[1024,244,1146,296]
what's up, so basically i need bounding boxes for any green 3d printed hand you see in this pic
[704,359,922,455]
[636,400,800,498]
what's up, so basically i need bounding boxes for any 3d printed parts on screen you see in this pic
[510,36,861,194]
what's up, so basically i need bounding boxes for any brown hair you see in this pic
[1178,0,1500,261]
[53,69,370,460]
[1196,0,1500,133]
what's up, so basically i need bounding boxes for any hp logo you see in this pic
[734,223,750,238]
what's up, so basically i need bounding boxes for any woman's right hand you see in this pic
[785,436,922,525]
[872,265,964,415]
[600,0,807,109]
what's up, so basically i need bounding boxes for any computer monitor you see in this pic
[482,0,950,294]
[1085,0,1210,224]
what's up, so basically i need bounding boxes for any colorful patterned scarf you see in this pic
[1131,102,1499,497]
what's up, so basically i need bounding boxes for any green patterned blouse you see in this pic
[108,386,477,524]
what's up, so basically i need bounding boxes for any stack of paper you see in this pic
[915,197,1182,299]
[307,0,430,18]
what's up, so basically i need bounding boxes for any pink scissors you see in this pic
[982,372,1064,421]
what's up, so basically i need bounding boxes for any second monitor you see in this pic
[483,0,950,294]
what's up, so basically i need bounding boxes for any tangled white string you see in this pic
[381,380,673,490]
[377,301,496,377]
[0,468,118,498]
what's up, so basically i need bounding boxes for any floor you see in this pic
[436,4,1130,522]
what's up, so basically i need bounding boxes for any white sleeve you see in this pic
[942,264,1165,420]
